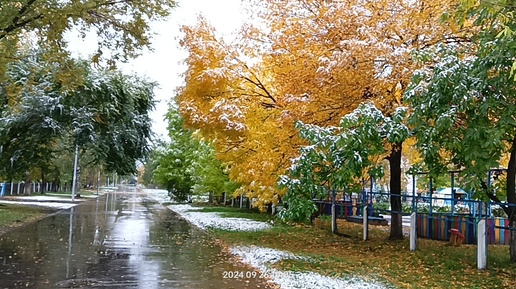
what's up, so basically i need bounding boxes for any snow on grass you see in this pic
[0,200,76,209]
[231,246,387,289]
[167,204,272,231]
[0,195,96,209]
[3,196,79,202]
[167,203,388,289]
[142,189,170,204]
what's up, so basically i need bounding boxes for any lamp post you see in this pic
[9,157,14,196]
[71,144,79,202]
[96,170,100,195]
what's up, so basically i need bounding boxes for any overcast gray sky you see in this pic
[67,0,246,141]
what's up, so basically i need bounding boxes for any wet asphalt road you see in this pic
[0,189,272,289]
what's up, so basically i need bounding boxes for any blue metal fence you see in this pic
[315,189,515,244]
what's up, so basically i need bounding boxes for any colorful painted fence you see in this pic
[417,214,511,245]
[487,218,512,245]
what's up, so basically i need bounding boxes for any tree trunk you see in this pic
[41,173,45,194]
[23,171,32,196]
[506,136,516,262]
[510,219,516,262]
[389,142,404,240]
[75,167,81,198]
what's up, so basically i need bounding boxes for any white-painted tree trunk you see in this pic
[363,206,368,241]
[478,220,487,270]
[410,212,417,252]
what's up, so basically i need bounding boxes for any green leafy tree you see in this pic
[153,145,194,202]
[416,173,452,193]
[0,52,156,192]
[141,143,164,188]
[69,66,157,175]
[189,140,239,199]
[0,0,176,82]
[406,23,516,260]
[153,109,196,201]
[281,103,410,236]
[154,108,239,202]
[0,52,66,190]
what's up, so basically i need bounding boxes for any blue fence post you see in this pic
[478,202,483,223]
[429,177,433,215]
[428,177,434,238]
[332,189,337,233]
[412,173,417,213]
[451,173,455,215]
[361,185,367,217]
[369,178,374,216]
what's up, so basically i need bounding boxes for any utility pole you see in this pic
[71,144,79,202]
[96,170,100,195]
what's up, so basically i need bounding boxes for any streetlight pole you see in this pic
[71,144,79,202]
[96,170,100,195]
[9,158,13,196]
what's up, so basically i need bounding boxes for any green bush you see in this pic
[373,202,390,213]
[402,203,413,213]
[491,205,508,218]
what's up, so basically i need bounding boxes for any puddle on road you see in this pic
[0,190,273,289]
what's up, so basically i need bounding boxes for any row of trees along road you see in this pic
[0,0,177,194]
[171,0,516,261]
[143,109,239,202]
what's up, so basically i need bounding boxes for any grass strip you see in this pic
[0,204,56,236]
[207,209,516,289]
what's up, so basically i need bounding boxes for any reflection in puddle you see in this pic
[0,190,273,288]
[66,207,74,279]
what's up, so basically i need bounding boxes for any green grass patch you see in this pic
[0,204,55,235]
[208,217,516,289]
[189,206,274,222]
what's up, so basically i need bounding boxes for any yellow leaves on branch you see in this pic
[403,137,423,167]
[176,0,468,209]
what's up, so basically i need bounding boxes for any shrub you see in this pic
[491,205,508,218]
[373,202,390,213]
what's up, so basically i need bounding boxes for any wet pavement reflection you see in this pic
[0,188,272,288]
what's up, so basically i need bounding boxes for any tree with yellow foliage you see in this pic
[176,0,468,238]
[176,16,296,208]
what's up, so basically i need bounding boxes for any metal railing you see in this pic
[314,189,515,244]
